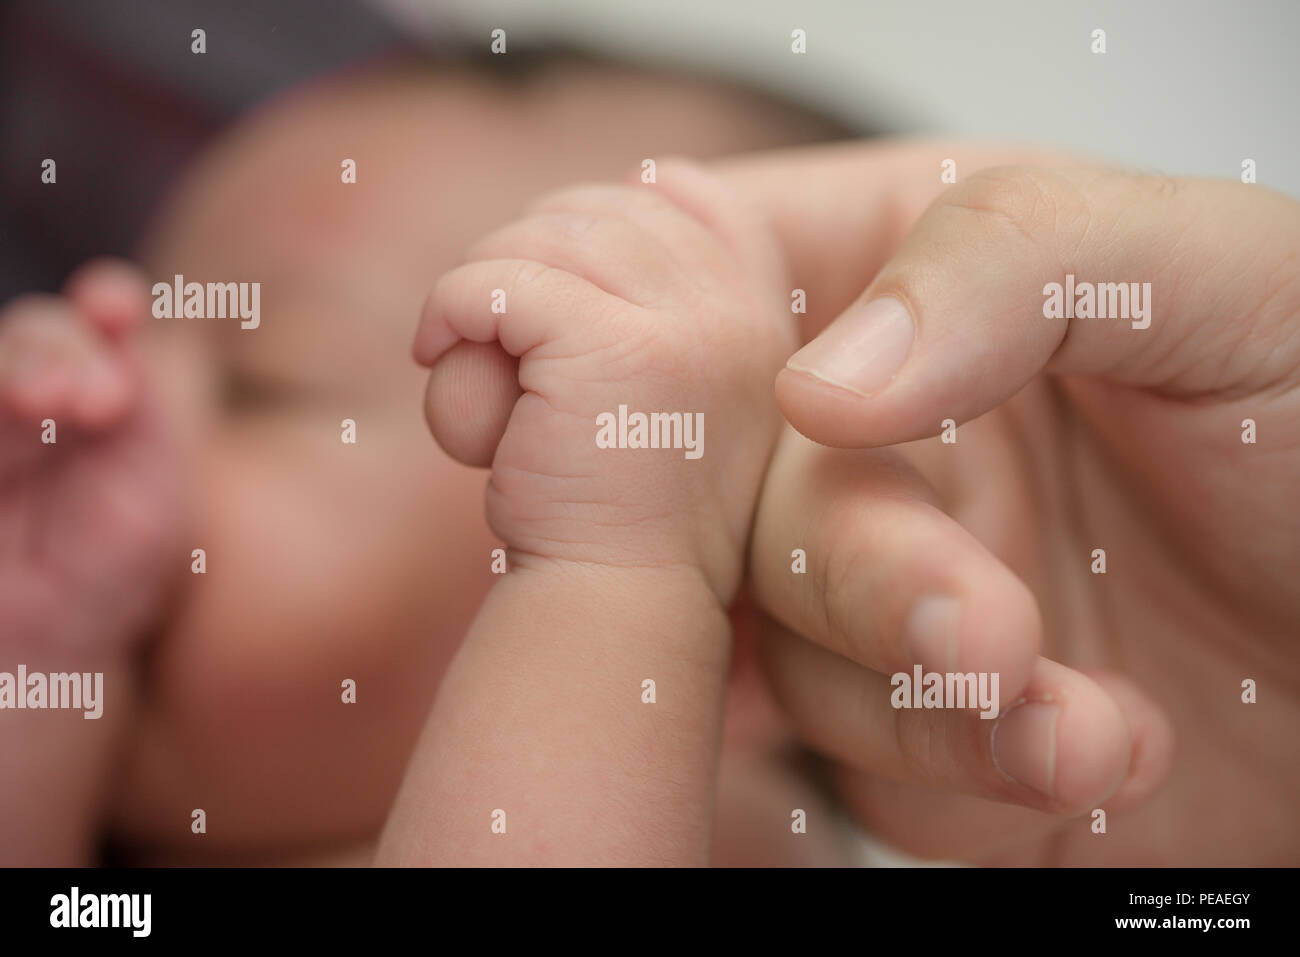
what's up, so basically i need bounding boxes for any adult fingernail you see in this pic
[786,296,915,396]
[992,700,1059,797]
[904,595,960,672]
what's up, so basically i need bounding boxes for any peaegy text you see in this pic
[1200,893,1251,905]
[1132,892,1251,907]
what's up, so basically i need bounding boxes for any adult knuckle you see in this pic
[939,165,1084,251]
[1079,165,1182,204]
[892,709,946,783]
[813,503,872,657]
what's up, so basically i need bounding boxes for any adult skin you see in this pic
[720,141,1300,865]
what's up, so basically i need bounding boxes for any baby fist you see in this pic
[414,160,795,600]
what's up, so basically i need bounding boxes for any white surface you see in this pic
[379,0,1300,196]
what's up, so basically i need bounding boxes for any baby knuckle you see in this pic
[555,211,607,244]
[510,258,555,290]
[526,182,618,216]
[607,309,683,364]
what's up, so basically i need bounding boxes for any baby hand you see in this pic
[0,260,185,657]
[389,164,795,864]
[413,160,796,602]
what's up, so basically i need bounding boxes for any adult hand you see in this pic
[726,143,1300,864]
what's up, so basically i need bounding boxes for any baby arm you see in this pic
[377,162,795,865]
[0,261,184,864]
[381,563,729,866]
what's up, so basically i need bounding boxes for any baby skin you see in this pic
[0,59,845,866]
[379,163,797,865]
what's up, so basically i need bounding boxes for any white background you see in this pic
[381,0,1300,196]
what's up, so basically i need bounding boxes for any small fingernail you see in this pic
[904,595,960,672]
[992,701,1059,797]
[786,296,915,396]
